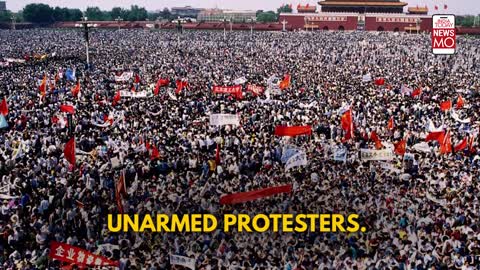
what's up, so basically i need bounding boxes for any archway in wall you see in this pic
[338,25,345,31]
[377,26,384,31]
[323,26,329,31]
[393,27,399,32]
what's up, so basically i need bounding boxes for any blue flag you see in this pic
[65,68,76,81]
[0,114,8,129]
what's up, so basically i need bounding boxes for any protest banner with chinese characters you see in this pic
[170,254,196,270]
[49,241,119,267]
[360,149,395,161]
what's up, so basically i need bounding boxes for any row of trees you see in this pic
[256,5,293,23]
[456,15,480,27]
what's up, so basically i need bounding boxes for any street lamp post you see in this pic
[230,19,233,32]
[115,16,123,30]
[223,17,227,41]
[11,15,15,30]
[249,18,254,37]
[81,16,90,67]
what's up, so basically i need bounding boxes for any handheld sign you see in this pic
[432,15,456,55]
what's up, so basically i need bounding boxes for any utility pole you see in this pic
[282,19,287,32]
[115,16,123,30]
[81,16,90,68]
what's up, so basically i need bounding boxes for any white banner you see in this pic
[379,162,402,174]
[412,142,431,153]
[170,255,195,270]
[362,74,372,82]
[119,91,147,98]
[360,149,394,161]
[451,109,470,123]
[332,147,347,162]
[209,114,240,126]
[115,72,133,82]
[233,77,247,85]
[285,152,308,171]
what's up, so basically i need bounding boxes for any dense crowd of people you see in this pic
[0,28,480,269]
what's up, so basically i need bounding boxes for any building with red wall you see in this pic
[279,0,433,32]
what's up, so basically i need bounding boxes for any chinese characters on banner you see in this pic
[49,241,119,267]
[360,149,395,161]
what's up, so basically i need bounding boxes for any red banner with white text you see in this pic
[274,126,312,137]
[49,241,119,267]
[220,184,293,205]
[213,85,243,99]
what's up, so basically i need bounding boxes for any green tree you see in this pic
[68,9,83,21]
[126,5,147,21]
[277,4,293,14]
[23,3,54,23]
[0,10,13,22]
[160,8,172,20]
[256,11,277,23]
[110,7,126,20]
[85,7,106,21]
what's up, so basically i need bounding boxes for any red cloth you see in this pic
[440,131,452,154]
[112,91,121,106]
[213,85,243,99]
[454,138,468,152]
[425,131,445,143]
[374,78,385,86]
[134,74,140,84]
[440,100,452,111]
[71,82,80,97]
[64,137,76,166]
[60,105,75,114]
[215,144,220,165]
[154,78,170,95]
[115,170,126,213]
[370,131,383,150]
[456,95,464,109]
[176,80,188,94]
[387,117,394,130]
[411,88,422,98]
[341,109,354,140]
[150,145,160,160]
[246,84,265,96]
[274,126,312,137]
[38,76,47,96]
[220,184,292,205]
[279,74,291,90]
[49,241,119,267]
[0,98,8,116]
[394,139,406,155]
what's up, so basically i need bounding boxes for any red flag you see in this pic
[112,91,121,106]
[434,5,439,10]
[370,131,383,150]
[454,138,468,152]
[394,139,406,155]
[130,84,136,93]
[469,136,476,153]
[215,144,221,165]
[425,131,445,143]
[0,98,8,116]
[115,170,126,213]
[279,74,291,90]
[145,140,151,150]
[411,88,422,98]
[374,78,385,86]
[274,126,312,137]
[456,95,464,109]
[176,80,188,94]
[60,105,75,114]
[154,78,169,96]
[64,137,76,166]
[71,81,80,98]
[150,145,160,160]
[444,4,448,9]
[38,76,47,97]
[220,184,292,205]
[134,74,140,84]
[387,116,394,130]
[246,84,265,96]
[341,109,354,140]
[440,131,452,154]
[440,100,452,111]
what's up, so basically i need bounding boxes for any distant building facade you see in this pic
[171,6,203,18]
[0,1,7,12]
[197,9,256,23]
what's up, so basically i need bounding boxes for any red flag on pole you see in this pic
[440,131,452,154]
[440,100,452,111]
[341,109,354,140]
[176,80,188,94]
[134,74,140,84]
[220,184,292,205]
[444,4,448,9]
[112,91,121,106]
[387,116,394,130]
[370,131,383,150]
[0,98,8,116]
[60,104,75,114]
[150,145,160,160]
[456,95,464,109]
[215,144,221,165]
[38,76,47,97]
[425,131,445,143]
[394,139,406,155]
[115,170,126,213]
[279,74,291,90]
[64,137,76,166]
[434,5,439,10]
[454,138,468,152]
